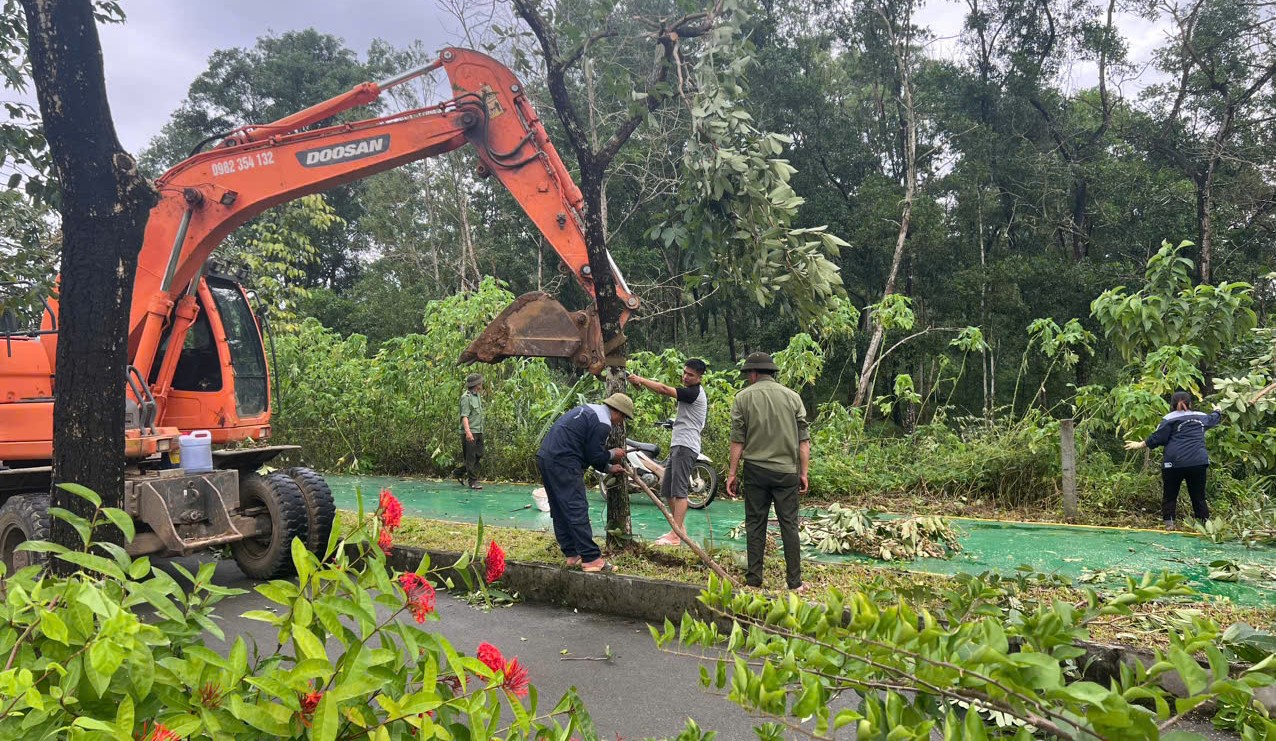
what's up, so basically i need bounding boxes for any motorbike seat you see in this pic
[626,439,660,457]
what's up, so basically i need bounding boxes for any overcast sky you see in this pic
[83,0,1166,154]
[96,0,461,153]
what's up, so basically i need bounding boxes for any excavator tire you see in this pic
[0,494,51,575]
[231,473,308,580]
[283,467,335,559]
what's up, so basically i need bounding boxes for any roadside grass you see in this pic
[344,511,1276,649]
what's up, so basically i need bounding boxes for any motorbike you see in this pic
[598,420,719,509]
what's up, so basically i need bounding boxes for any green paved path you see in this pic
[327,474,1276,606]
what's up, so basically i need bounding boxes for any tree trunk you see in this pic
[725,306,738,362]
[578,164,630,549]
[853,2,917,409]
[1070,177,1088,261]
[23,0,159,555]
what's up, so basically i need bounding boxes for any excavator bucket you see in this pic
[460,292,605,373]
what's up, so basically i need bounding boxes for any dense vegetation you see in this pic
[4,0,1275,519]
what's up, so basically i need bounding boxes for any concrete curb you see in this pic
[388,545,1276,712]
[387,545,709,624]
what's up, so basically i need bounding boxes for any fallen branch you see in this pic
[1249,380,1276,405]
[624,468,740,587]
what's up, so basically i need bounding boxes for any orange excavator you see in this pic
[0,48,638,578]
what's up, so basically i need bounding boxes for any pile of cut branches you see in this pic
[730,504,962,561]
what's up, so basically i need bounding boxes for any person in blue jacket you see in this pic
[536,393,634,573]
[1124,390,1223,530]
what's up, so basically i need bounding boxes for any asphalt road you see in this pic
[167,557,767,740]
[163,557,1238,741]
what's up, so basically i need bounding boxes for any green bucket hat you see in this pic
[740,352,779,373]
[465,372,484,389]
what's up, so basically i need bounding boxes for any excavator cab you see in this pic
[150,275,272,440]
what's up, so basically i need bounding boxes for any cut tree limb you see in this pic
[624,468,739,587]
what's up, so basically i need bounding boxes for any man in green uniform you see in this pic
[454,373,485,489]
[726,352,809,591]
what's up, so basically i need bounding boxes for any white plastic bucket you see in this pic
[531,487,550,512]
[179,430,214,473]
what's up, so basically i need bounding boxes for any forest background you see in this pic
[3,0,1275,526]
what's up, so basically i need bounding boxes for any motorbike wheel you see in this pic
[686,461,719,509]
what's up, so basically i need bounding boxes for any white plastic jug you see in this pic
[178,430,214,473]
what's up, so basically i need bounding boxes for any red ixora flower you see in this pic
[476,641,505,674]
[298,689,323,726]
[502,656,530,697]
[485,540,506,583]
[378,528,394,556]
[398,572,436,623]
[137,722,180,741]
[379,489,404,531]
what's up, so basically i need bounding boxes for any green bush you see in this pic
[659,572,1276,738]
[0,484,597,739]
[270,279,1268,521]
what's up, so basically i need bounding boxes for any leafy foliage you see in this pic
[0,485,597,739]
[1092,241,1256,367]
[220,193,343,330]
[652,0,846,324]
[656,572,1276,738]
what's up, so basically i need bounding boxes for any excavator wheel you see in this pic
[0,494,51,575]
[231,473,308,580]
[283,467,336,559]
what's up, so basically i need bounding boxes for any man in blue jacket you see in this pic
[537,393,634,572]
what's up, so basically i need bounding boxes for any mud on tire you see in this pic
[0,494,51,574]
[283,467,336,559]
[231,472,308,580]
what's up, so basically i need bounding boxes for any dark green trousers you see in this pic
[742,461,802,588]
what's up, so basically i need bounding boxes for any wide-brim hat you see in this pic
[740,352,778,373]
[465,372,484,388]
[603,392,636,419]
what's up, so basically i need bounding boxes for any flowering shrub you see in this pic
[0,484,597,739]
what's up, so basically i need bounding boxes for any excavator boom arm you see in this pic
[130,47,636,383]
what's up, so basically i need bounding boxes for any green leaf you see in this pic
[114,694,134,735]
[101,508,136,543]
[39,609,68,644]
[313,692,339,741]
[293,624,326,661]
[1168,647,1210,695]
[49,507,92,545]
[57,550,126,580]
[56,482,101,507]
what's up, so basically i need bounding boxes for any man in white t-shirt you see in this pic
[627,358,708,545]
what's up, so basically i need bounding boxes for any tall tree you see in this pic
[510,0,728,546]
[1146,0,1276,284]
[852,0,925,408]
[511,0,845,544]
[20,0,158,549]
